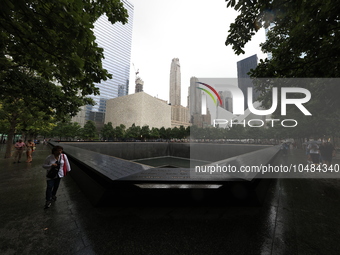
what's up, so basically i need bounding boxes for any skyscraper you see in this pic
[237,54,258,110]
[218,91,233,112]
[84,0,134,125]
[188,77,211,127]
[169,58,181,106]
[189,77,201,116]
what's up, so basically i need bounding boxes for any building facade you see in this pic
[218,91,233,112]
[105,92,171,129]
[171,105,190,128]
[81,0,134,126]
[169,58,181,106]
[188,76,209,127]
[168,58,190,128]
[188,77,201,117]
[237,54,259,110]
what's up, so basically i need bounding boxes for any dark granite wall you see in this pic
[62,142,271,162]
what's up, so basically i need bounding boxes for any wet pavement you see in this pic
[1,143,340,255]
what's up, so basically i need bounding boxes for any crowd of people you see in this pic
[280,139,337,166]
[305,140,336,166]
[6,137,337,209]
[9,140,71,209]
[12,139,36,163]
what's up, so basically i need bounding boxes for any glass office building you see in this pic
[85,0,134,125]
[237,54,258,110]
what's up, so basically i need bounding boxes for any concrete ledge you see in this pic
[61,142,270,161]
[52,142,280,206]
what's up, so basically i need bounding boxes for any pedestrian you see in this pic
[13,139,26,163]
[42,146,71,209]
[281,142,289,156]
[307,141,320,164]
[25,140,35,163]
[320,141,336,166]
[304,142,312,163]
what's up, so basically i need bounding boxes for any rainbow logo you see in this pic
[196,82,222,106]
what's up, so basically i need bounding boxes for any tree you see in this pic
[81,120,97,140]
[159,127,167,139]
[178,125,187,139]
[227,125,246,140]
[101,122,114,140]
[225,0,340,138]
[150,127,160,139]
[0,0,128,156]
[115,124,126,140]
[51,120,81,141]
[0,106,10,143]
[185,126,190,138]
[0,84,58,157]
[125,124,141,140]
[171,127,180,139]
[18,110,55,141]
[190,125,202,139]
[1,1,128,109]
[141,125,150,140]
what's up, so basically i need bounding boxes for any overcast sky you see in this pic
[128,0,267,106]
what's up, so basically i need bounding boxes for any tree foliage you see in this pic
[101,122,115,140]
[51,120,82,141]
[0,0,128,157]
[0,0,128,117]
[225,0,340,138]
[81,120,97,140]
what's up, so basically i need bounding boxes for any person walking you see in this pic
[25,140,35,163]
[320,141,336,166]
[281,142,289,156]
[13,139,26,163]
[42,146,71,209]
[307,141,320,164]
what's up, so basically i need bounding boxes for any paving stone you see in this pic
[1,144,340,254]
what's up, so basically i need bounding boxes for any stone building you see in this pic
[105,92,171,129]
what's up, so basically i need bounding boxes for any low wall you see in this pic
[54,142,280,206]
[189,143,272,162]
[61,142,271,162]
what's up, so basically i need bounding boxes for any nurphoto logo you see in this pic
[196,78,312,128]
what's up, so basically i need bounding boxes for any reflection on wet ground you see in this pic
[1,144,340,254]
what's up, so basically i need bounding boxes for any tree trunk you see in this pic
[5,123,16,158]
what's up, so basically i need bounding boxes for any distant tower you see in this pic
[225,91,233,112]
[85,0,134,124]
[169,58,181,106]
[189,77,201,116]
[218,91,233,112]
[135,77,144,93]
[237,54,258,110]
[188,76,211,127]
